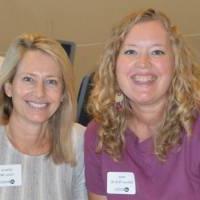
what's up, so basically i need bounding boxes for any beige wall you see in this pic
[0,0,200,93]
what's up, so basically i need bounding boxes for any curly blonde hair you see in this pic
[0,33,76,165]
[88,8,200,160]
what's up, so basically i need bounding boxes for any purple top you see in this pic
[84,117,200,200]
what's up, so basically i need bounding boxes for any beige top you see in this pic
[0,123,88,200]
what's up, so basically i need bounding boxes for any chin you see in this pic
[133,98,159,106]
[26,116,49,124]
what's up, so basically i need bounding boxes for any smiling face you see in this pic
[116,20,175,109]
[4,50,63,126]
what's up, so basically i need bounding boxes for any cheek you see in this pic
[14,84,32,96]
[156,57,174,76]
[48,89,63,101]
[116,57,131,75]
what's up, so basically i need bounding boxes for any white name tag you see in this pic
[0,164,22,187]
[107,172,136,195]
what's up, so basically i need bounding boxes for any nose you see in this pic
[34,81,45,97]
[137,53,150,68]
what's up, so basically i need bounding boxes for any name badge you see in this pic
[107,172,136,195]
[0,164,22,187]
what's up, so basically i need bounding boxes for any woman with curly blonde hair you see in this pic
[84,8,200,200]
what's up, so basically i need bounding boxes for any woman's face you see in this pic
[4,50,63,126]
[116,20,175,109]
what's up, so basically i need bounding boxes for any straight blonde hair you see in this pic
[0,33,76,165]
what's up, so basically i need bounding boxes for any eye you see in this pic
[22,76,33,82]
[151,50,165,56]
[46,79,58,86]
[123,49,138,55]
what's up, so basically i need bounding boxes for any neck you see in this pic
[6,115,51,156]
[128,100,166,141]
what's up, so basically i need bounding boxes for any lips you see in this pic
[28,101,48,108]
[131,74,157,84]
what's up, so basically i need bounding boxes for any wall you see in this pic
[0,0,200,93]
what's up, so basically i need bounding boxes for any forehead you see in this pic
[124,20,170,44]
[16,50,61,75]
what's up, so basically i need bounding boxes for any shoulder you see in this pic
[85,120,100,146]
[194,114,200,126]
[184,116,200,169]
[72,123,86,135]
[183,115,200,148]
[191,115,200,140]
[0,126,6,141]
[0,125,5,133]
[71,123,85,151]
[85,120,100,136]
[84,121,106,195]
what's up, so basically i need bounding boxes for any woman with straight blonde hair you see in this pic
[84,8,200,200]
[0,33,87,200]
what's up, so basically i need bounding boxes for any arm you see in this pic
[84,122,107,197]
[72,124,88,200]
[188,117,200,176]
[88,192,107,200]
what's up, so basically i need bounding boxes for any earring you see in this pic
[115,92,124,112]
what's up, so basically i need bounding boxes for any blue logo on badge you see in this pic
[124,187,129,192]
[10,179,15,184]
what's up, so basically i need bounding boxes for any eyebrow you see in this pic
[122,43,166,48]
[19,72,62,79]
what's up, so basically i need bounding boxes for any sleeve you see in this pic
[84,121,106,195]
[71,123,88,200]
[188,117,200,177]
[185,117,200,178]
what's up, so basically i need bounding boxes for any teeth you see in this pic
[28,102,47,108]
[132,75,156,82]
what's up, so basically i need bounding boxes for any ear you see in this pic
[4,82,12,98]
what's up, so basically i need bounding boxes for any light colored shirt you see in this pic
[0,123,88,200]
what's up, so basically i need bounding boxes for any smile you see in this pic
[28,102,48,108]
[131,75,157,83]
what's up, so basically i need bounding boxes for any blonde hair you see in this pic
[0,33,76,165]
[88,8,200,160]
